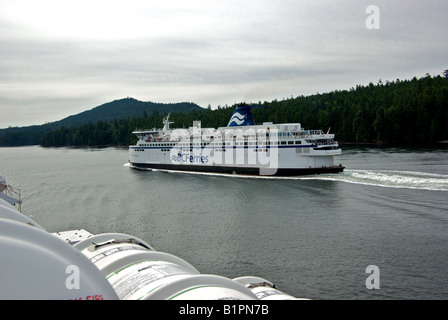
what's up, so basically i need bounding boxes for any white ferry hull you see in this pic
[129,146,344,176]
[129,161,344,176]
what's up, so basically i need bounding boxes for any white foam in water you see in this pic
[126,165,448,191]
[308,170,448,191]
[153,168,448,191]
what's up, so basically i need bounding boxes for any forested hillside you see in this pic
[38,72,448,147]
[56,98,202,127]
[255,73,448,145]
[0,98,201,146]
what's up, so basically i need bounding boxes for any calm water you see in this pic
[1,145,447,300]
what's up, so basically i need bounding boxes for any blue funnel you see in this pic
[227,104,258,127]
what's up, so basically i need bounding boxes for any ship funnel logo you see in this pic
[227,104,257,127]
[228,112,246,126]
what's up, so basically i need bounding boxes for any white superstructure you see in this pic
[129,104,344,176]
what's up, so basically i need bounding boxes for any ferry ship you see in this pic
[128,104,344,176]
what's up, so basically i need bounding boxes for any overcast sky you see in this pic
[0,0,447,128]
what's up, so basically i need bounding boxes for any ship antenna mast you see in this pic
[162,113,174,131]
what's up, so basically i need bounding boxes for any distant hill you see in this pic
[0,98,203,146]
[55,97,203,127]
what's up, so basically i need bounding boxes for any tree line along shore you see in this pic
[2,72,447,148]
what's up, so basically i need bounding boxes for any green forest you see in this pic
[0,99,201,146]
[33,72,448,147]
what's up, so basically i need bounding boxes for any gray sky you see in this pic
[0,0,447,128]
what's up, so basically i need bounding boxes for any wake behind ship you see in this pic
[128,104,344,176]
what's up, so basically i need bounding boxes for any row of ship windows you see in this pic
[133,148,270,153]
[215,148,269,152]
[138,141,302,147]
